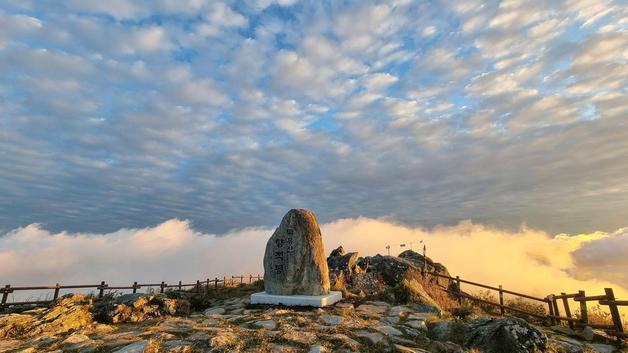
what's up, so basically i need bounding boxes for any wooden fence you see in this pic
[0,274,262,308]
[2,270,626,341]
[429,271,626,341]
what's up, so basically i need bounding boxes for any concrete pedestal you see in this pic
[250,291,342,307]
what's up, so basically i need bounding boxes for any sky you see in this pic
[0,0,627,236]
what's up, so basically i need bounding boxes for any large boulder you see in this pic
[398,250,451,287]
[464,317,547,353]
[327,246,360,276]
[263,209,331,295]
[358,255,420,286]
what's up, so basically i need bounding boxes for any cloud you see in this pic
[1,218,626,306]
[0,0,627,238]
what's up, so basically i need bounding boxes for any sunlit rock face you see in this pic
[263,209,330,295]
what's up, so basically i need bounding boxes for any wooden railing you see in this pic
[429,271,626,341]
[0,274,262,308]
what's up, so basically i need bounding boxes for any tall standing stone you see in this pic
[263,209,330,296]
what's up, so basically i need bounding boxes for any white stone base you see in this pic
[250,291,342,307]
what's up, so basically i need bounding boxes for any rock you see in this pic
[359,255,419,286]
[327,247,360,276]
[374,325,403,336]
[210,331,239,349]
[254,319,278,330]
[356,304,388,317]
[588,343,617,353]
[0,314,38,338]
[328,333,361,350]
[282,329,317,345]
[428,321,456,341]
[162,298,190,316]
[398,250,451,286]
[36,294,95,336]
[549,337,583,353]
[335,302,354,312]
[577,326,594,341]
[308,344,328,353]
[112,341,148,353]
[204,307,226,316]
[397,277,442,312]
[320,315,342,326]
[355,330,385,344]
[263,209,331,295]
[348,272,386,296]
[464,317,546,353]
[404,320,427,331]
[269,344,298,353]
[394,345,431,353]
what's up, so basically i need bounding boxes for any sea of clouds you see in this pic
[1,218,626,304]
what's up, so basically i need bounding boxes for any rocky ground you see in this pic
[0,248,625,353]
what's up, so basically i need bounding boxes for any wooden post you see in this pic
[499,285,505,316]
[552,295,561,326]
[98,281,106,298]
[160,281,165,293]
[178,280,182,290]
[605,288,624,338]
[240,275,244,285]
[206,278,210,292]
[53,283,61,301]
[547,296,555,325]
[561,292,575,329]
[223,276,226,288]
[578,290,588,326]
[132,281,138,294]
[1,285,11,306]
[196,280,200,293]
[249,274,252,283]
[456,276,462,305]
[214,277,218,290]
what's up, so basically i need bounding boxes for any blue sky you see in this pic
[0,0,627,234]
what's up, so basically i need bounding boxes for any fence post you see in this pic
[178,281,182,291]
[547,295,555,325]
[206,278,210,292]
[561,292,575,329]
[160,281,165,293]
[53,283,61,301]
[456,276,462,305]
[552,295,560,326]
[196,280,200,293]
[98,281,106,299]
[499,285,505,316]
[604,288,624,339]
[223,276,226,288]
[249,274,252,283]
[214,277,218,290]
[577,290,587,327]
[240,275,244,285]
[132,281,138,294]
[1,285,11,306]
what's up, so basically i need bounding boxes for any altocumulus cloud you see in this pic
[1,219,626,301]
[0,0,627,236]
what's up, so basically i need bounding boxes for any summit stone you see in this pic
[263,209,331,296]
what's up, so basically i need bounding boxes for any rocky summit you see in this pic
[263,209,330,296]
[0,246,623,353]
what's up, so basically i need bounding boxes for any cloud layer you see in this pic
[0,0,627,234]
[1,218,626,303]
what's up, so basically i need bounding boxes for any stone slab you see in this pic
[250,291,342,307]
